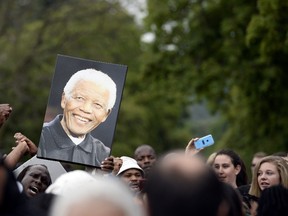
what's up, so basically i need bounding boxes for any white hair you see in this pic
[49,171,144,216]
[63,68,117,110]
[45,170,96,195]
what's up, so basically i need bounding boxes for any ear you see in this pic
[235,164,241,175]
[61,93,66,109]
[101,109,111,123]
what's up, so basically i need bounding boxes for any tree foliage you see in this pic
[0,0,144,157]
[140,0,288,161]
[1,0,287,166]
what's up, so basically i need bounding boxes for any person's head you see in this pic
[206,152,217,166]
[134,145,156,176]
[45,170,95,196]
[249,155,288,198]
[217,183,246,216]
[159,150,207,178]
[251,152,267,174]
[212,149,248,188]
[145,151,230,216]
[61,69,117,138]
[272,151,287,157]
[272,151,288,164]
[49,173,145,216]
[17,164,51,198]
[117,156,144,193]
[257,184,288,216]
[0,158,31,215]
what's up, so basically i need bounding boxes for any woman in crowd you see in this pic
[209,149,250,214]
[0,158,40,216]
[249,155,288,197]
[16,164,52,198]
[212,149,248,188]
[248,155,288,215]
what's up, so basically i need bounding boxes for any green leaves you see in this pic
[0,0,143,157]
[141,0,288,161]
[1,0,287,163]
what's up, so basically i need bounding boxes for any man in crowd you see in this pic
[116,156,144,193]
[134,144,156,177]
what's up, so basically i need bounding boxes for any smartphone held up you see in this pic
[194,134,215,150]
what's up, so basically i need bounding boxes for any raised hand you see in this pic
[0,104,12,128]
[100,156,115,173]
[185,138,203,156]
[14,132,38,156]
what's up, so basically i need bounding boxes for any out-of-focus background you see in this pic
[1,0,287,175]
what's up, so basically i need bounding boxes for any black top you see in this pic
[37,115,110,167]
[0,159,37,216]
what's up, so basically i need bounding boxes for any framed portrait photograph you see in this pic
[37,54,128,167]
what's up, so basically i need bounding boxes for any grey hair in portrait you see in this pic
[63,68,117,110]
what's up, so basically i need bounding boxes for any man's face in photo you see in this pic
[61,80,110,138]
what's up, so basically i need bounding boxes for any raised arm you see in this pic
[4,132,38,169]
[14,132,38,156]
[0,103,12,128]
[185,138,202,157]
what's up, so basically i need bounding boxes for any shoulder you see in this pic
[43,115,61,128]
[42,115,63,136]
[238,184,251,195]
[89,135,110,152]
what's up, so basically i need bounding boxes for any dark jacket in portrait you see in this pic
[37,115,110,167]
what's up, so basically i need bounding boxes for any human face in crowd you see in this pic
[257,162,280,191]
[251,156,263,174]
[135,146,156,173]
[21,165,51,197]
[61,80,110,138]
[213,154,240,188]
[120,169,143,192]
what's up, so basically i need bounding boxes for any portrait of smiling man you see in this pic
[37,68,117,167]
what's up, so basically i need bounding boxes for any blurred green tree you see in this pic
[1,0,287,167]
[0,0,145,158]
[140,0,288,161]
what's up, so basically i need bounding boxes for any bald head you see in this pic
[161,150,207,177]
[145,151,223,216]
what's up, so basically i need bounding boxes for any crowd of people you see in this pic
[1,100,288,216]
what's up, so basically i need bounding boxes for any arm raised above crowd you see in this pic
[4,132,38,169]
[185,138,202,156]
[14,132,38,156]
